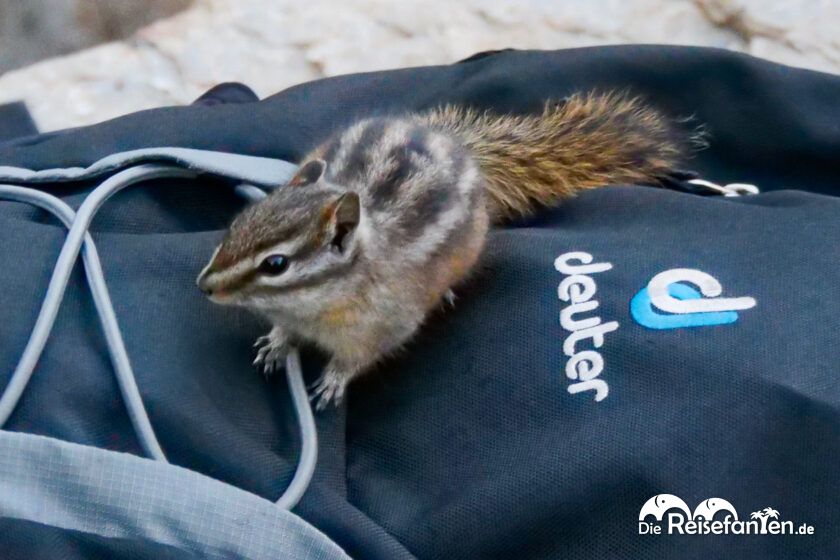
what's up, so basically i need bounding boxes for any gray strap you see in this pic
[0,430,348,559]
[0,147,298,188]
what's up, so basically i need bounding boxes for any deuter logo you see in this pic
[638,494,815,536]
[554,251,618,403]
[631,269,756,329]
[555,260,758,401]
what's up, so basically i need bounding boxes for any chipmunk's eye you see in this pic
[259,254,289,275]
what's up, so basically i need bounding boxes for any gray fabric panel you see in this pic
[0,430,350,560]
[0,147,297,187]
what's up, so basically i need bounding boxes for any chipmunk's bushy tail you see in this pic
[419,92,697,222]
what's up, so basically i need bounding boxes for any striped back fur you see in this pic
[311,117,485,267]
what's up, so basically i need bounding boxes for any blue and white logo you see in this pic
[631,269,756,330]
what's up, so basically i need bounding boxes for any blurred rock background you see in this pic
[0,0,836,131]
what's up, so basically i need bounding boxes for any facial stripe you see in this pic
[199,254,257,294]
[207,235,302,289]
[215,266,261,293]
[249,250,360,294]
[216,186,340,269]
[204,214,337,295]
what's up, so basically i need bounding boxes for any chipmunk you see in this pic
[196,92,692,409]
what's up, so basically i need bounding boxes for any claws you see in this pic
[309,370,348,411]
[443,289,456,307]
[253,335,270,348]
[252,330,289,377]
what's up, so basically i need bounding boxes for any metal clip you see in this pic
[688,179,760,197]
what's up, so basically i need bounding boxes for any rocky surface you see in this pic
[0,0,191,74]
[0,0,836,131]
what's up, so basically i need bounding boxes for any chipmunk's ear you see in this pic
[325,192,360,253]
[288,158,326,187]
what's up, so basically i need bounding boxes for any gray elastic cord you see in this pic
[0,166,317,509]
[0,184,167,461]
[0,166,195,462]
[236,185,317,510]
[276,347,318,509]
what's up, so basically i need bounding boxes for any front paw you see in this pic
[443,289,457,307]
[309,367,349,411]
[253,329,290,376]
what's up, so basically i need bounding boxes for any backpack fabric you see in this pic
[0,45,838,558]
